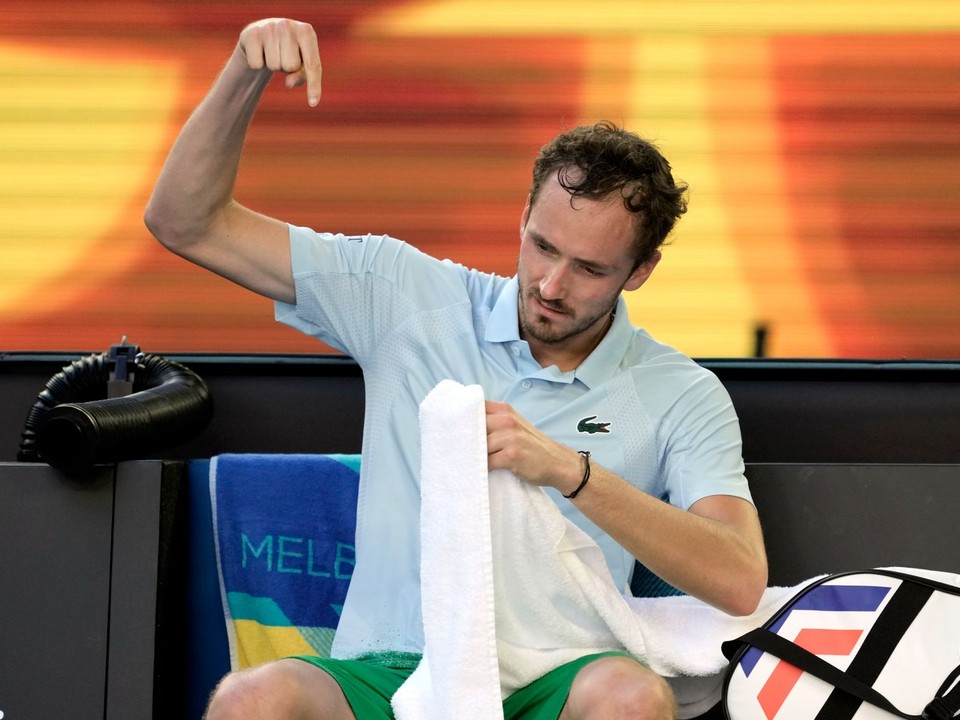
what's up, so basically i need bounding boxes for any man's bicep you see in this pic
[689,494,764,544]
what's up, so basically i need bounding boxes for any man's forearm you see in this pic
[570,462,768,616]
[486,400,768,615]
[145,49,272,250]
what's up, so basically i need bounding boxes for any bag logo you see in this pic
[742,584,892,719]
[577,416,610,434]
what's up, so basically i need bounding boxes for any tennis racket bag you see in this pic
[721,568,960,720]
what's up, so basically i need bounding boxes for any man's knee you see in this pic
[205,662,294,719]
[566,655,676,720]
[204,659,340,720]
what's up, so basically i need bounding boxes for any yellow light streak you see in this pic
[0,42,181,314]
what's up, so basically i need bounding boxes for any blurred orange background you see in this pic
[2,0,959,358]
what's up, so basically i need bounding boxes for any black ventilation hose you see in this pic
[18,352,213,472]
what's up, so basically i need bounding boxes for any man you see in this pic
[145,18,767,720]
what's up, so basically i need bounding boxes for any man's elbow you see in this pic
[144,197,180,251]
[143,196,208,257]
[724,561,769,617]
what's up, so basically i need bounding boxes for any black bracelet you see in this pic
[563,450,591,499]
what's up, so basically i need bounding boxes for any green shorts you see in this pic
[294,650,631,720]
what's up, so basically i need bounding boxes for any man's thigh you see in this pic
[503,652,632,720]
[294,652,420,720]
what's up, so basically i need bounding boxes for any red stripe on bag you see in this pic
[757,629,863,719]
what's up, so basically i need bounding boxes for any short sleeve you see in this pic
[274,225,469,361]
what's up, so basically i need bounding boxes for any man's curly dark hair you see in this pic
[529,121,688,267]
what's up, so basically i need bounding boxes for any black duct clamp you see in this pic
[107,336,140,398]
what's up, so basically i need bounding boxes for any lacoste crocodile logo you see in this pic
[577,416,610,434]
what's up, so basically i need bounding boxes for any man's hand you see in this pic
[238,18,322,107]
[485,400,583,495]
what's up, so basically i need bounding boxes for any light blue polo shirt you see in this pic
[276,226,751,659]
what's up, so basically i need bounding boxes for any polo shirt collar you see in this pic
[485,277,523,343]
[485,277,633,389]
[573,295,632,388]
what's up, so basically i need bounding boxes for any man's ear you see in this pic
[623,251,661,292]
[520,198,531,235]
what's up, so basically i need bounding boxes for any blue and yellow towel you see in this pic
[210,453,360,669]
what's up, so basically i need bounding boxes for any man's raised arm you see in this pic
[144,19,322,304]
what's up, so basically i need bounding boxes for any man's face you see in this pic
[517,173,659,364]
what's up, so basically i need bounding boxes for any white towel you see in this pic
[391,380,504,720]
[394,379,812,720]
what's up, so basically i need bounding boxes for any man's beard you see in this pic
[518,283,617,346]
